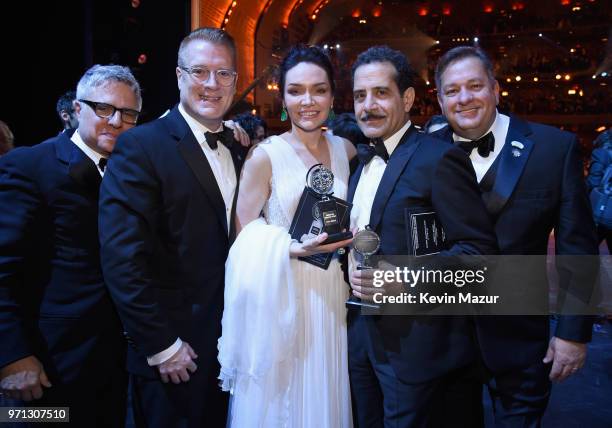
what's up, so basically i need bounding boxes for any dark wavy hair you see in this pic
[351,45,415,94]
[278,44,335,94]
[56,90,76,116]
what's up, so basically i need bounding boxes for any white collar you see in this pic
[70,129,105,167]
[383,120,412,156]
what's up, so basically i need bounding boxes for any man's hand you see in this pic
[377,260,404,297]
[350,268,378,302]
[349,261,402,302]
[543,336,587,382]
[224,120,250,147]
[157,342,198,384]
[0,356,52,401]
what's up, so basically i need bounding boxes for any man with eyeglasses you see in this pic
[99,27,249,428]
[0,64,141,426]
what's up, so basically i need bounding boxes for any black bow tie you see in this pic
[98,157,108,172]
[457,132,495,157]
[204,127,234,151]
[357,139,389,164]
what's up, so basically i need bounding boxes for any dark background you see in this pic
[7,0,190,148]
[3,0,609,151]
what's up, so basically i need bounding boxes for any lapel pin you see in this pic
[510,141,524,150]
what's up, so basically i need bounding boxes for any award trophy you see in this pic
[288,163,353,269]
[303,164,353,245]
[346,226,382,311]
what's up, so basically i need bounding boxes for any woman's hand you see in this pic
[290,232,353,258]
[224,120,251,147]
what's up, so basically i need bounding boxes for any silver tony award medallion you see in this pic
[346,226,382,311]
[307,163,334,195]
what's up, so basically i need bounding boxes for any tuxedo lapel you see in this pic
[348,162,364,203]
[177,132,229,234]
[229,143,246,178]
[369,127,420,231]
[228,145,248,244]
[486,116,534,216]
[167,108,229,233]
[433,125,454,144]
[56,132,102,197]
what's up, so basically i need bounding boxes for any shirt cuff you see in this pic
[146,338,182,366]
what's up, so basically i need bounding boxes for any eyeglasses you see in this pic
[179,66,237,87]
[78,99,140,125]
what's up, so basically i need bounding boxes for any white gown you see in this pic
[218,133,352,428]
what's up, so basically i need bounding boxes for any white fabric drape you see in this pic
[218,217,297,393]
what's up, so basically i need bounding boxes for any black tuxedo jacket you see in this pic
[0,130,123,383]
[434,115,598,372]
[348,126,498,383]
[99,106,248,378]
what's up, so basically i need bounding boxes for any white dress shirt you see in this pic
[147,105,238,366]
[453,110,509,183]
[70,130,107,176]
[179,103,237,233]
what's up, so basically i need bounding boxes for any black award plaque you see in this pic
[404,207,448,257]
[289,164,352,269]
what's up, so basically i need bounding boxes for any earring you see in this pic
[280,107,288,122]
[327,108,336,121]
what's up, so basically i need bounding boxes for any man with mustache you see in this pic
[347,45,498,427]
[0,65,142,426]
[99,28,249,427]
[432,46,598,427]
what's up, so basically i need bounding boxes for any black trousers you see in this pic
[3,334,128,428]
[429,359,551,428]
[348,313,466,428]
[130,364,228,428]
[33,368,127,428]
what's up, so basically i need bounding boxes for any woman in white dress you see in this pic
[218,45,356,427]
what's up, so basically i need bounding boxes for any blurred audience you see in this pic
[327,112,368,146]
[232,112,267,144]
[0,121,15,156]
[587,128,612,252]
[423,114,448,134]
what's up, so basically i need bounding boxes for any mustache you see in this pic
[360,112,385,121]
